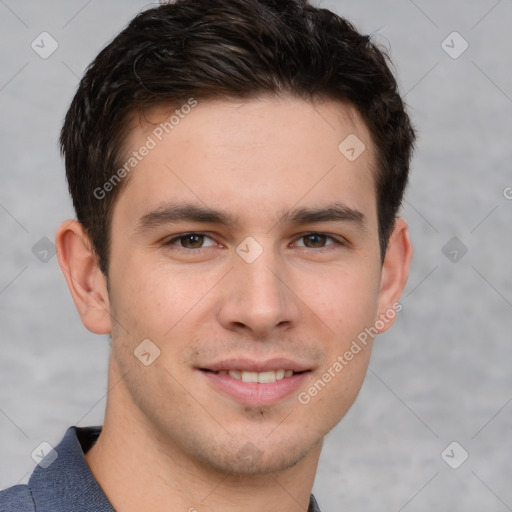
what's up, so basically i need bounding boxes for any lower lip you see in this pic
[200,370,311,407]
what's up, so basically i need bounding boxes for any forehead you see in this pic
[113,96,377,230]
[130,95,373,159]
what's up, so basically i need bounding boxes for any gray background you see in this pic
[1,0,511,510]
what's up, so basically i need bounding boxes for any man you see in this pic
[1,0,414,510]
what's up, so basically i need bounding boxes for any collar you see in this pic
[29,425,114,512]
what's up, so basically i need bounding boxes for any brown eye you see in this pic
[295,233,340,249]
[180,234,205,249]
[302,233,328,248]
[164,233,217,250]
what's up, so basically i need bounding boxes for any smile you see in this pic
[199,367,311,406]
[204,369,298,383]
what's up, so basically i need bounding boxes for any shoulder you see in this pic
[0,484,36,512]
[1,426,107,512]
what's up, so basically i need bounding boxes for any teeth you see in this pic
[257,370,276,383]
[226,369,295,383]
[241,371,258,383]
[229,370,242,380]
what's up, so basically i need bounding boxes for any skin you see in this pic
[56,95,412,512]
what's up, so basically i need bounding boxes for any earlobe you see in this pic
[55,220,112,335]
[375,217,413,334]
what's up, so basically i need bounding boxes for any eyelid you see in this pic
[292,232,345,248]
[163,232,218,249]
[163,231,347,250]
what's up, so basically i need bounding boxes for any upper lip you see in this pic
[199,358,311,373]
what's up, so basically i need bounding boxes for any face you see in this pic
[104,96,392,475]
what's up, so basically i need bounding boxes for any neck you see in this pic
[85,357,322,512]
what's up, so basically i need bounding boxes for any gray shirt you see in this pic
[0,426,322,511]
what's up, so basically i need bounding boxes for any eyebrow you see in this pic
[135,201,366,233]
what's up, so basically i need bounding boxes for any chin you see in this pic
[191,434,317,476]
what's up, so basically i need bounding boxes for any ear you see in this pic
[55,220,112,334]
[375,217,413,334]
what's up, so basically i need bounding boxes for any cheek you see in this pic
[304,266,379,419]
[298,342,373,437]
[109,256,220,339]
[298,263,381,339]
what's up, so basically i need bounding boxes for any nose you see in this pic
[215,245,301,338]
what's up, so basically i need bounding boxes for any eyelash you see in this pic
[162,232,345,252]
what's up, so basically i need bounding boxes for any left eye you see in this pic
[165,233,217,249]
[294,233,338,249]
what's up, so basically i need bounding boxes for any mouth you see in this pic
[198,360,312,406]
[200,368,306,383]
